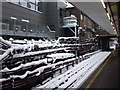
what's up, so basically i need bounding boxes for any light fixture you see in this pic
[114,29,117,34]
[11,17,17,20]
[23,29,26,31]
[100,0,106,8]
[22,19,29,23]
[111,22,114,26]
[30,30,33,32]
[106,13,110,20]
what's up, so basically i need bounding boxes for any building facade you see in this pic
[1,1,67,40]
[0,1,110,41]
[63,7,110,42]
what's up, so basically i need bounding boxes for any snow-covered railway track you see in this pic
[1,47,71,69]
[0,57,78,89]
[1,51,95,90]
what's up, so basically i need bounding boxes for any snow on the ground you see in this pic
[0,38,57,60]
[47,53,75,63]
[32,51,111,89]
[0,37,11,47]
[0,58,48,72]
[47,53,74,58]
[0,48,13,60]
[0,52,75,72]
[12,40,27,44]
[82,50,100,57]
[3,57,76,79]
[13,47,69,58]
[1,37,94,61]
[0,78,10,82]
[66,52,111,88]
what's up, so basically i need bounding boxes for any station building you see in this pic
[0,0,110,41]
[1,1,65,40]
[0,1,120,50]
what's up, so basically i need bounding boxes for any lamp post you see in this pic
[22,19,29,37]
[10,17,17,39]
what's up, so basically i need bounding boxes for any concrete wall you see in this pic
[46,2,64,38]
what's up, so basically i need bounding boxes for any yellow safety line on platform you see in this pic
[85,53,112,89]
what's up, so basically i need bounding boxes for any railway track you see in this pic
[0,38,98,90]
[0,50,99,90]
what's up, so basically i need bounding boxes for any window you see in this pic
[29,2,36,10]
[20,0,27,7]
[37,1,42,12]
[9,0,42,12]
[8,0,19,4]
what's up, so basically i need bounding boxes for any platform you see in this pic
[80,49,119,89]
